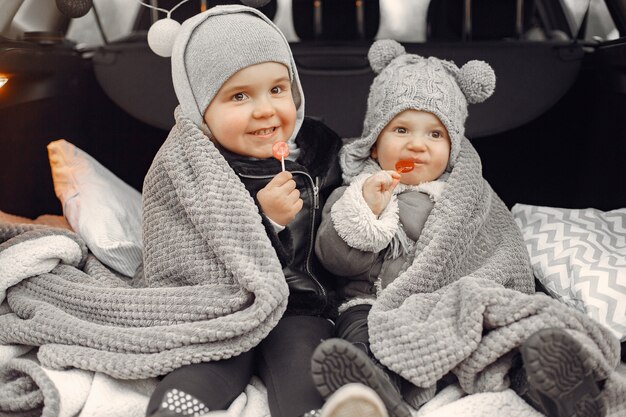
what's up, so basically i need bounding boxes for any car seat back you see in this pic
[291,41,583,138]
[427,0,536,41]
[292,0,379,41]
[134,0,277,30]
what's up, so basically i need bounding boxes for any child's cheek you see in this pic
[282,102,297,138]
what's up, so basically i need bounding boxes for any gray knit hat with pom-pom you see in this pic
[340,39,496,182]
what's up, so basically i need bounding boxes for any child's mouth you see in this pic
[251,127,276,136]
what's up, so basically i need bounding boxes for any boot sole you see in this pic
[520,328,605,417]
[311,339,412,417]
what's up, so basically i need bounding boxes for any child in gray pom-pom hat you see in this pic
[311,39,497,417]
[312,39,608,417]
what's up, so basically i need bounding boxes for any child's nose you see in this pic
[407,135,427,150]
[253,97,276,118]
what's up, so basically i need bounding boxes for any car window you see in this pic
[273,0,298,42]
[377,0,429,42]
[4,0,65,40]
[2,0,621,47]
[561,0,618,41]
[275,0,428,43]
[61,0,430,46]
[276,0,619,44]
[66,0,141,48]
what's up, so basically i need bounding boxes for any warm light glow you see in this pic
[0,76,7,88]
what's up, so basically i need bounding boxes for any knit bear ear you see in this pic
[368,39,406,74]
[456,60,496,104]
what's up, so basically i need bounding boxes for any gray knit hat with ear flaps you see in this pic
[171,5,304,142]
[340,39,496,183]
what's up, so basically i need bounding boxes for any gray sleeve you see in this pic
[315,187,380,277]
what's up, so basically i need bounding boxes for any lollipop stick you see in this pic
[273,142,289,172]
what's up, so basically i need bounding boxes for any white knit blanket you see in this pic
[0,343,548,417]
[0,339,585,417]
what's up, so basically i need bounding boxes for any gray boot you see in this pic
[311,338,412,417]
[520,328,606,417]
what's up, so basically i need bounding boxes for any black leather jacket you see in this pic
[219,117,342,319]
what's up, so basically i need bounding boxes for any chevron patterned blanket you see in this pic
[367,138,626,413]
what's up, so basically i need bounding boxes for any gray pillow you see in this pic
[47,140,142,277]
[512,203,626,341]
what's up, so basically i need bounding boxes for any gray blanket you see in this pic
[368,137,626,411]
[0,110,289,380]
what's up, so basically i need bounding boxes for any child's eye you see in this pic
[431,130,445,139]
[232,92,248,102]
[394,127,407,134]
[271,86,284,94]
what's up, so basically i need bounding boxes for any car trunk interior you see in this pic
[0,0,624,217]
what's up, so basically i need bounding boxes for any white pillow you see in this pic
[512,203,626,341]
[48,139,142,277]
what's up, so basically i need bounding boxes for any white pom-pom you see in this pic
[148,18,181,58]
[367,39,405,74]
[241,0,271,7]
[457,60,496,104]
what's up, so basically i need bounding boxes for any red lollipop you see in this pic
[272,141,289,171]
[395,160,414,174]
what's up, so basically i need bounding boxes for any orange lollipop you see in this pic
[272,141,289,171]
[395,160,414,174]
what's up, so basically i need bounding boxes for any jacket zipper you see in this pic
[291,171,325,304]
[237,172,326,303]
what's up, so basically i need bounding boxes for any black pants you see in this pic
[147,315,333,417]
[335,304,374,353]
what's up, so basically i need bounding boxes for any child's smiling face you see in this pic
[371,109,451,185]
[203,62,296,159]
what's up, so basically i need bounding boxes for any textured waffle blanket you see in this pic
[0,109,288,381]
[367,137,626,411]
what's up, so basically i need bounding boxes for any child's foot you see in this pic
[318,383,389,417]
[520,328,606,417]
[311,338,412,417]
[147,388,211,417]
